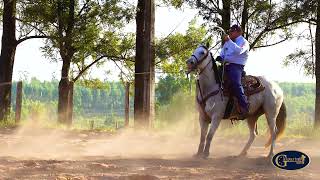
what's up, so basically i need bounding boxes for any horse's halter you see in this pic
[187,45,210,74]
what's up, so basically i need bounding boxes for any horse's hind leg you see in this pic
[239,114,260,157]
[265,104,281,158]
[194,116,209,157]
[266,115,277,158]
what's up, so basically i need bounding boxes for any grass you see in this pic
[0,115,118,133]
[0,119,17,128]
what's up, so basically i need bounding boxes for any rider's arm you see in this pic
[218,43,227,61]
[224,38,249,55]
[219,50,225,61]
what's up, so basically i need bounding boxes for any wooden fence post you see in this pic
[90,120,94,130]
[15,81,22,124]
[125,82,130,127]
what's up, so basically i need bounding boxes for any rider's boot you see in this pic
[237,103,249,120]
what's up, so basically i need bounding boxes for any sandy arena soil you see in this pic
[0,125,318,180]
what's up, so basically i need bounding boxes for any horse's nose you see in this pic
[186,58,195,65]
[186,58,195,72]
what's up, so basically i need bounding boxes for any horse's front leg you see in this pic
[202,115,222,159]
[194,114,209,158]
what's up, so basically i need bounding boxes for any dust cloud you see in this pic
[0,118,202,160]
[0,117,319,179]
[0,115,319,162]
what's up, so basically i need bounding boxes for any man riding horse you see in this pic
[216,24,250,119]
[186,25,286,159]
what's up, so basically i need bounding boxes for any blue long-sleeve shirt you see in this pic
[220,35,250,65]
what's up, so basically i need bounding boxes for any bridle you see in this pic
[189,45,210,75]
[190,45,224,118]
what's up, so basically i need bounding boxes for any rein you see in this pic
[196,56,221,107]
[198,60,211,75]
[196,80,220,106]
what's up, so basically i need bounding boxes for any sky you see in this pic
[0,5,315,83]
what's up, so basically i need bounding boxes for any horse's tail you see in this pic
[265,102,287,148]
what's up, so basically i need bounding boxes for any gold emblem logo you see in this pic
[275,154,306,168]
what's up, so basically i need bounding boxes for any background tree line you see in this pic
[8,76,315,128]
[11,78,130,118]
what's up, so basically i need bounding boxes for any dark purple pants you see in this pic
[225,63,249,113]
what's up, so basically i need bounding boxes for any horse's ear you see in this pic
[206,41,210,48]
[205,36,212,48]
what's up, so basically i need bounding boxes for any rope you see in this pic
[0,81,15,87]
[0,70,189,87]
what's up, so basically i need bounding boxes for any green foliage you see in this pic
[277,0,318,75]
[156,19,208,77]
[0,3,3,21]
[168,0,309,49]
[19,0,135,81]
[6,77,318,136]
[283,40,315,77]
[279,82,315,121]
[0,119,16,128]
[156,75,191,105]
[160,0,184,8]
[11,78,130,117]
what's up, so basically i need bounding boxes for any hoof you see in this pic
[238,152,247,157]
[201,152,210,159]
[193,153,203,159]
[267,153,274,160]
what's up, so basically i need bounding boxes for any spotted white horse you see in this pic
[186,45,286,159]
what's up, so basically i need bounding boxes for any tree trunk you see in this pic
[57,0,75,125]
[134,0,145,127]
[134,0,155,128]
[67,81,74,126]
[241,0,249,39]
[315,1,320,129]
[58,60,71,124]
[0,0,17,121]
[15,81,22,123]
[222,0,231,32]
[144,0,155,128]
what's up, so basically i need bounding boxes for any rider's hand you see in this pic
[216,56,223,62]
[223,35,230,42]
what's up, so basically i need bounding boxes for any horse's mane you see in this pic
[210,52,222,86]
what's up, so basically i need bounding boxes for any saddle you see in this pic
[212,61,264,96]
[223,74,265,97]
[222,74,265,120]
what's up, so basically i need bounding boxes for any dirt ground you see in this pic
[0,125,319,180]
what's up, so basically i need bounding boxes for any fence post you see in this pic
[115,119,119,129]
[90,120,94,130]
[125,82,130,127]
[15,81,23,124]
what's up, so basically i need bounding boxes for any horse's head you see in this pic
[186,45,210,74]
